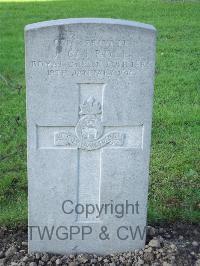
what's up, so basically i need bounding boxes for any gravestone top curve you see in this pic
[25,18,156,32]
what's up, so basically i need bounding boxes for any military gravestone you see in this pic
[25,18,156,254]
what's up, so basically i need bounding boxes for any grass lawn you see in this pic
[0,0,199,226]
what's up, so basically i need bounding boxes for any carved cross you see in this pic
[37,84,142,222]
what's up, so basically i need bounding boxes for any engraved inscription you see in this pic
[31,59,149,78]
[54,97,125,151]
[30,32,151,78]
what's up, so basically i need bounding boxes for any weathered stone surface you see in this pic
[25,18,156,254]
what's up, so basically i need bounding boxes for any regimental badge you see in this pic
[54,97,125,151]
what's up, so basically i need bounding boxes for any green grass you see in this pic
[0,0,199,226]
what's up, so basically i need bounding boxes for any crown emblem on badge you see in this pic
[79,97,102,115]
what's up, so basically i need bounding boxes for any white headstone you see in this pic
[25,18,156,255]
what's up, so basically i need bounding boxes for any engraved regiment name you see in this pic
[54,97,125,151]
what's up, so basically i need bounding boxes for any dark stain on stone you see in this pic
[56,25,65,54]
